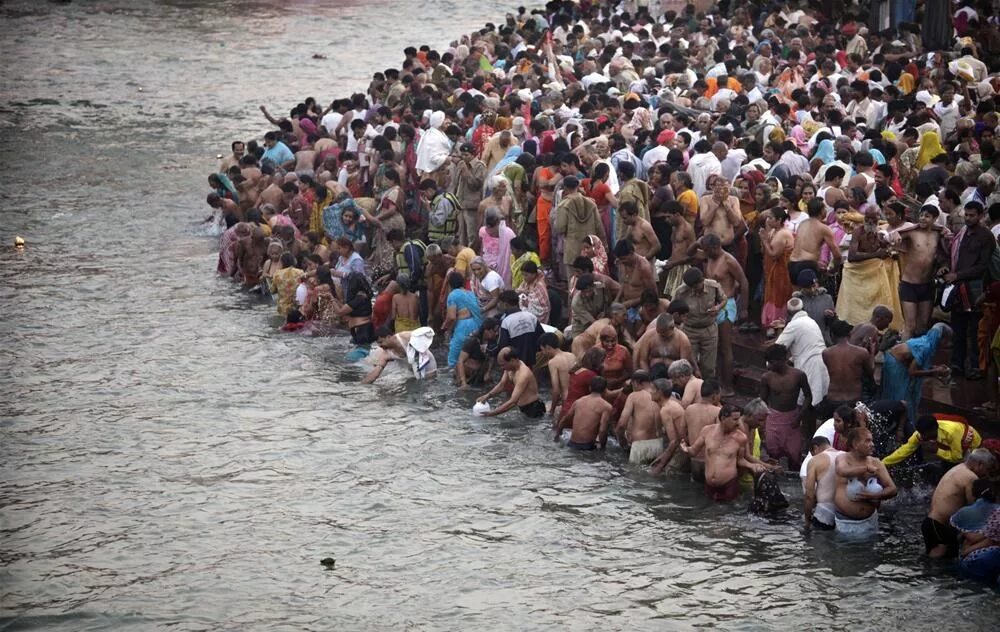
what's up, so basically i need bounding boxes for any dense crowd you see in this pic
[206,1,1000,587]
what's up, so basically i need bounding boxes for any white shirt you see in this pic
[687,152,722,197]
[799,418,836,478]
[320,111,343,134]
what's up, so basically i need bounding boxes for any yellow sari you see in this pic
[915,131,946,169]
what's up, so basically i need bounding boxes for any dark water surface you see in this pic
[1,1,997,630]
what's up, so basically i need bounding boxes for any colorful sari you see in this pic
[322,197,367,242]
[761,237,793,328]
[516,277,550,324]
[447,287,482,366]
[882,325,946,421]
[273,266,304,316]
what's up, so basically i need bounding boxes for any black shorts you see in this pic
[921,516,959,556]
[788,260,819,286]
[519,399,546,418]
[899,280,935,303]
[567,440,597,451]
[812,516,835,530]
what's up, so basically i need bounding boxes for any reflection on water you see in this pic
[0,0,997,629]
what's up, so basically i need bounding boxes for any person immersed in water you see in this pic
[681,403,769,503]
[361,325,436,384]
[476,346,545,418]
[923,449,998,558]
[833,427,898,536]
[803,436,844,530]
[553,376,613,451]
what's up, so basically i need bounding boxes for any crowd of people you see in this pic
[206,1,1000,588]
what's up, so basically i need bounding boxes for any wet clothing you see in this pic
[568,440,597,451]
[704,477,741,502]
[922,516,960,557]
[519,399,546,418]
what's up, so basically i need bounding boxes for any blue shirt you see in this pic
[262,141,294,166]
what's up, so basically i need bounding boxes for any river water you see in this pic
[0,1,997,630]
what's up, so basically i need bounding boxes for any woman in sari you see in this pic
[478,208,515,285]
[915,131,946,169]
[583,161,618,241]
[330,237,367,298]
[272,252,304,317]
[209,173,240,204]
[470,256,504,317]
[444,271,483,367]
[261,240,284,296]
[760,208,795,337]
[580,234,609,276]
[510,237,541,289]
[217,222,249,277]
[365,169,407,281]
[515,260,550,324]
[882,323,952,421]
[309,183,333,235]
[322,195,367,243]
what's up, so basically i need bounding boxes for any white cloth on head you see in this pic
[415,127,452,173]
[775,310,830,404]
[404,327,436,379]
[429,110,446,129]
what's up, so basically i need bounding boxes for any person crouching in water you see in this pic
[834,427,898,536]
[681,403,769,502]
[361,325,437,384]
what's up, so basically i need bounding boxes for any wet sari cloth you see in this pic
[322,197,367,243]
[516,278,550,324]
[273,266,304,316]
[214,173,240,203]
[882,326,944,421]
[762,243,793,328]
[447,287,482,366]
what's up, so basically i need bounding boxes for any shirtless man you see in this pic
[633,313,695,372]
[669,358,704,408]
[570,304,630,358]
[258,176,286,210]
[361,326,437,384]
[682,404,765,502]
[234,226,268,288]
[616,371,665,464]
[206,192,241,226]
[649,378,687,475]
[539,332,577,417]
[803,436,844,530]
[220,140,245,173]
[661,201,696,298]
[554,376,614,450]
[896,206,947,338]
[699,176,745,249]
[477,347,545,418]
[631,290,672,339]
[682,380,722,481]
[687,233,749,396]
[613,239,657,311]
[759,343,812,470]
[620,200,661,263]
[821,319,874,415]
[295,145,317,173]
[834,427,897,531]
[789,198,842,285]
[923,449,997,557]
[238,155,263,210]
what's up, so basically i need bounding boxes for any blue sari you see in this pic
[882,326,944,422]
[323,197,366,242]
[447,288,482,367]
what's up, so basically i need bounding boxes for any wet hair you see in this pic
[719,403,741,419]
[667,299,688,314]
[765,343,788,364]
[613,239,635,257]
[845,427,872,450]
[830,319,853,339]
[590,376,608,394]
[539,332,560,349]
[581,347,606,372]
[835,404,858,426]
[701,379,720,398]
[280,253,296,267]
[572,256,594,272]
[811,435,832,449]
[915,415,938,436]
[743,398,768,418]
[286,309,303,324]
[667,359,693,379]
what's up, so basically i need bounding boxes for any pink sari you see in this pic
[479,221,516,286]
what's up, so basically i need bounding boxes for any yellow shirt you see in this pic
[882,419,982,466]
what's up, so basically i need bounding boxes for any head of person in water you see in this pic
[834,404,860,435]
[498,289,521,315]
[914,415,942,447]
[742,398,769,431]
[810,435,832,456]
[965,448,999,479]
[667,359,694,388]
[719,403,742,433]
[538,332,561,358]
[480,316,501,343]
[374,325,400,350]
[845,427,874,457]
[498,346,521,371]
